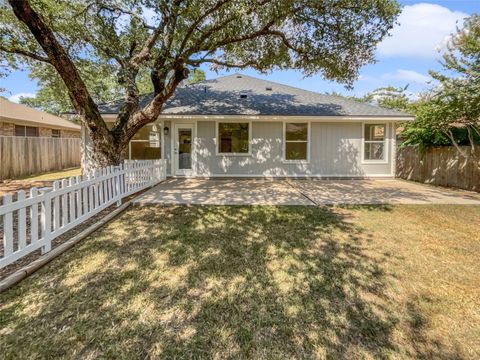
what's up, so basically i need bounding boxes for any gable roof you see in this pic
[0,97,80,131]
[98,74,412,118]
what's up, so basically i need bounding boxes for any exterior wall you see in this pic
[39,127,51,137]
[0,121,79,138]
[81,118,395,177]
[192,120,394,177]
[0,122,15,136]
[60,129,81,138]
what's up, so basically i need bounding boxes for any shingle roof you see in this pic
[98,73,411,117]
[0,97,80,130]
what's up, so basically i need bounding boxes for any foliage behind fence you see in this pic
[0,136,80,180]
[396,146,480,192]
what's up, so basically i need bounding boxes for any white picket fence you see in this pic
[0,160,166,268]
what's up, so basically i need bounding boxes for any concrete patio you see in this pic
[133,178,480,205]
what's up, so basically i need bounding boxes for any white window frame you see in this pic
[215,120,252,156]
[51,129,61,138]
[361,122,389,164]
[283,121,310,163]
[128,121,163,160]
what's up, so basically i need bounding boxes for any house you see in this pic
[0,97,80,138]
[84,74,414,178]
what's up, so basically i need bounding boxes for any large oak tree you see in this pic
[1,0,401,167]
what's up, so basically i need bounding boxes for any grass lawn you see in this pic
[19,167,81,181]
[1,205,479,359]
[0,168,82,196]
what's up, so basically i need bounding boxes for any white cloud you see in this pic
[8,92,36,103]
[377,3,468,58]
[382,69,431,84]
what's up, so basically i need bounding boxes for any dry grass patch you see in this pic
[0,205,479,359]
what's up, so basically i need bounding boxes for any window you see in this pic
[218,122,249,154]
[52,129,61,138]
[129,124,162,160]
[363,124,386,161]
[284,122,308,161]
[15,125,38,137]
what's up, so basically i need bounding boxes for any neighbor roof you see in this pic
[98,74,412,117]
[0,97,80,131]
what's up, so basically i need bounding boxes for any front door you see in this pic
[174,124,194,176]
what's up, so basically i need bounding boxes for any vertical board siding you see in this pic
[0,136,81,180]
[0,160,167,268]
[396,146,480,192]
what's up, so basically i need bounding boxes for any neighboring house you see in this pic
[0,97,80,138]
[83,74,414,178]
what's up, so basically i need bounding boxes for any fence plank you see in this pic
[3,194,14,257]
[0,136,80,180]
[69,177,76,223]
[61,179,69,226]
[396,146,479,192]
[17,191,27,249]
[53,181,60,231]
[30,188,39,244]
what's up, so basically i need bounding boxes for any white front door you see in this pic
[174,124,194,176]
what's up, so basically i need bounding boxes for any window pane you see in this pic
[365,124,385,141]
[52,129,60,138]
[286,142,307,160]
[25,126,38,137]
[218,122,249,153]
[178,129,192,169]
[15,125,25,136]
[130,141,161,160]
[364,143,384,160]
[132,124,161,140]
[286,123,308,141]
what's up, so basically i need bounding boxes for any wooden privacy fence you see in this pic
[0,136,80,180]
[396,146,480,192]
[0,160,166,268]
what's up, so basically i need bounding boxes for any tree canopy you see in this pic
[1,0,401,166]
[402,14,480,154]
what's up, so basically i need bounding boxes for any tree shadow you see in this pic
[0,205,466,359]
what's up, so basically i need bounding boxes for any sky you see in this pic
[1,0,478,103]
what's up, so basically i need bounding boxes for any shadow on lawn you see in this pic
[0,205,463,359]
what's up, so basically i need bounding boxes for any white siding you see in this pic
[82,119,395,177]
[192,120,394,177]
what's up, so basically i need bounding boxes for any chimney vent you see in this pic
[265,87,272,91]
[236,75,242,78]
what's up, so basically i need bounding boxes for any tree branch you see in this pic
[186,58,255,69]
[0,45,50,63]
[178,0,232,54]
[7,0,112,147]
[446,129,469,158]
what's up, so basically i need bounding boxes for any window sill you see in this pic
[216,153,252,157]
[361,160,389,165]
[282,160,309,164]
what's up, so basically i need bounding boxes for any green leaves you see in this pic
[2,0,402,165]
[402,15,480,151]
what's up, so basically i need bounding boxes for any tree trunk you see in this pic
[81,126,128,171]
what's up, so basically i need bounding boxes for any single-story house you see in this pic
[84,74,414,178]
[0,97,80,138]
